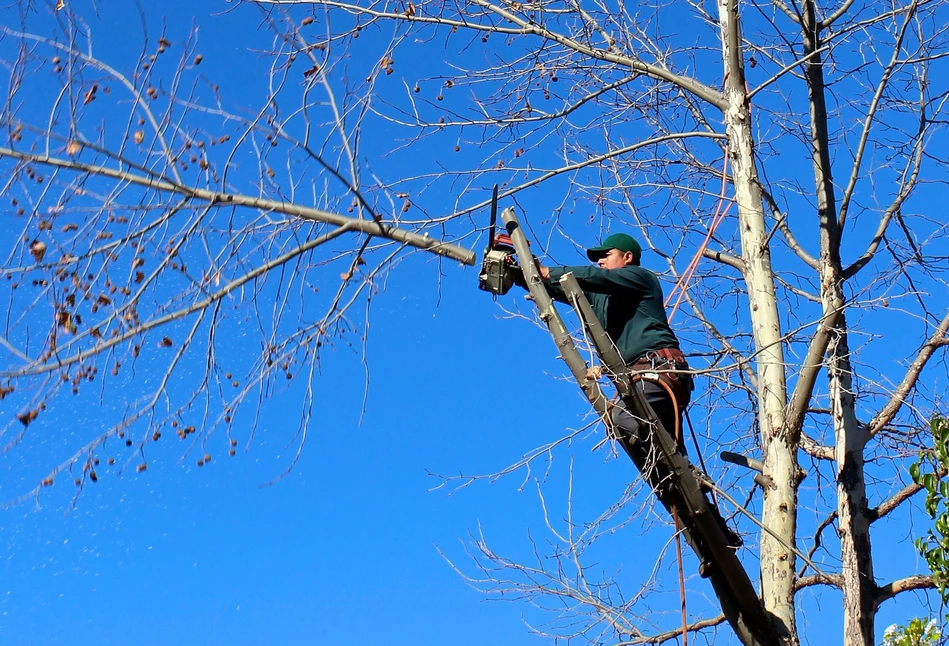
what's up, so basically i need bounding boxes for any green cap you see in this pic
[586,233,642,262]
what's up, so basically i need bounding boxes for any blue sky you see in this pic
[0,0,946,644]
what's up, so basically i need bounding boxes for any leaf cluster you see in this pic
[911,417,949,609]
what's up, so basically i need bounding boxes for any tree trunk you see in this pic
[719,0,798,641]
[799,2,876,642]
[829,315,875,646]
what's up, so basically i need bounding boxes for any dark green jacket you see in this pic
[546,265,679,365]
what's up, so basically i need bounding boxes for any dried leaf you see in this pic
[83,84,97,105]
[66,141,81,156]
[57,311,77,335]
[133,130,145,144]
[29,240,47,262]
[16,409,38,427]
[55,0,64,10]
[585,365,603,381]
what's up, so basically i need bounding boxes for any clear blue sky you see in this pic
[0,0,943,644]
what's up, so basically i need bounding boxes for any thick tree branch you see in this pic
[628,615,728,645]
[260,0,728,109]
[0,146,476,265]
[783,304,842,442]
[796,573,843,591]
[874,575,936,608]
[869,465,948,521]
[702,248,746,272]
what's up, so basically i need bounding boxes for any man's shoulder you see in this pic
[616,265,660,284]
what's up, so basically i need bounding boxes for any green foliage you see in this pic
[882,618,941,646]
[911,417,949,605]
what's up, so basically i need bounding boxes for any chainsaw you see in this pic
[477,185,522,296]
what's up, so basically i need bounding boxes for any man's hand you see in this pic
[538,265,551,280]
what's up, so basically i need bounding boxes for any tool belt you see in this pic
[628,347,693,409]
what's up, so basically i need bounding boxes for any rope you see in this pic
[665,151,732,323]
[632,371,688,646]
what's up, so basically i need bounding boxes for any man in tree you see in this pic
[525,233,745,558]
[529,233,693,451]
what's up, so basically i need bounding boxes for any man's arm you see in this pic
[513,263,570,303]
[546,265,652,295]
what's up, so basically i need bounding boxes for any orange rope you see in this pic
[631,372,688,645]
[665,152,732,323]
[673,505,688,646]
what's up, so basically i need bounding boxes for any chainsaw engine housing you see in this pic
[478,248,516,296]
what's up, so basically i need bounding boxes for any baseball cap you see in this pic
[586,233,642,262]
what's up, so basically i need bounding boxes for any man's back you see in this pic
[546,264,679,364]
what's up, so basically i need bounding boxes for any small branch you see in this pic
[747,46,829,100]
[835,0,920,232]
[799,511,837,577]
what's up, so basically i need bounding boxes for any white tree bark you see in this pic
[719,0,797,640]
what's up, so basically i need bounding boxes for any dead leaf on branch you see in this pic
[57,311,77,335]
[29,240,47,262]
[16,408,38,427]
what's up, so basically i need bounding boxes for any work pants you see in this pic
[609,378,686,454]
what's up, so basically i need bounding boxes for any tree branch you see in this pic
[0,146,476,265]
[868,467,947,522]
[875,575,936,608]
[866,308,949,438]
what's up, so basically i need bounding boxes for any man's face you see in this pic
[597,248,633,270]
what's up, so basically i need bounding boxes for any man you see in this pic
[530,233,692,450]
[512,232,743,557]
